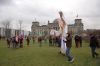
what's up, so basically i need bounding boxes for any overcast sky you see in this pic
[0,0,100,31]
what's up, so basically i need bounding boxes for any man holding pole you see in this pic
[57,11,67,54]
[58,11,74,63]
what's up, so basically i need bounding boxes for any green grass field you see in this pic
[0,39,100,66]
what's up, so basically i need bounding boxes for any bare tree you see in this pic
[1,19,11,38]
[2,20,11,29]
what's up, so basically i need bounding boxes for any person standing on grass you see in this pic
[0,35,1,40]
[32,35,35,44]
[64,33,74,62]
[12,36,16,48]
[6,38,11,48]
[15,34,19,48]
[26,35,30,47]
[56,35,61,47]
[89,34,99,58]
[79,35,82,47]
[38,36,42,47]
[49,35,52,46]
[19,35,24,48]
[74,35,80,48]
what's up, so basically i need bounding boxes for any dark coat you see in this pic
[66,36,72,48]
[74,35,80,42]
[90,36,99,48]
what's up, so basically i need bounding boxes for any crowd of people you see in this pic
[48,32,99,62]
[0,32,99,63]
[4,33,83,49]
[6,34,24,48]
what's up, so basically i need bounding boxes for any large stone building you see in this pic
[68,18,84,35]
[31,19,59,37]
[31,18,84,36]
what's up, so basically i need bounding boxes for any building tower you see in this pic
[68,15,84,35]
[74,15,84,35]
[31,21,39,36]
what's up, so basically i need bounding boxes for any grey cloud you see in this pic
[78,0,100,18]
[0,0,13,5]
[22,5,57,18]
[0,0,100,30]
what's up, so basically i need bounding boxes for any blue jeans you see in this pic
[66,48,73,61]
[91,47,98,58]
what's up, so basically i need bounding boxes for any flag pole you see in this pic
[58,11,67,54]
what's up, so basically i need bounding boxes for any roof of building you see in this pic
[68,24,74,26]
[53,19,58,23]
[32,21,39,23]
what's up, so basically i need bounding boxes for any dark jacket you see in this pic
[90,36,99,48]
[66,36,72,48]
[74,35,80,42]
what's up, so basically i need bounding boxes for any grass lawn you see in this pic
[0,39,100,66]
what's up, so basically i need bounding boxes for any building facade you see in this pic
[31,18,84,36]
[31,19,59,37]
[68,18,84,35]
